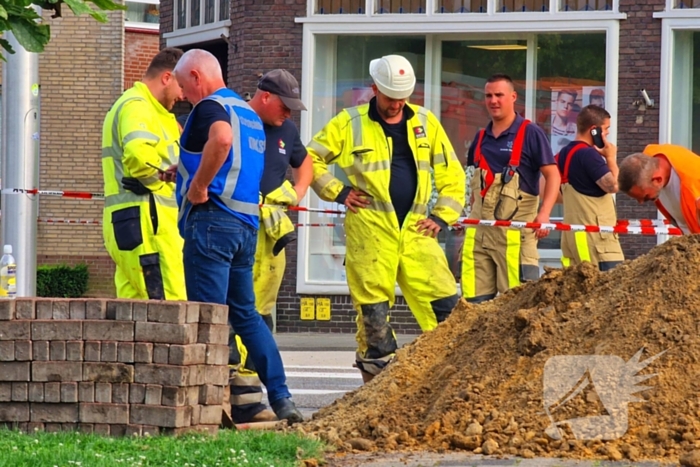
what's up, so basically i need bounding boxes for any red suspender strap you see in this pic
[560,142,589,185]
[509,119,530,167]
[475,119,531,197]
[474,130,494,197]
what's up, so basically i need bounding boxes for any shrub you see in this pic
[37,264,89,298]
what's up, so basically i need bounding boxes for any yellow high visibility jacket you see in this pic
[101,81,184,300]
[102,82,179,207]
[309,102,465,227]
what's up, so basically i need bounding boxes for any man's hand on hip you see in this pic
[344,189,372,213]
[416,218,441,238]
[187,183,209,205]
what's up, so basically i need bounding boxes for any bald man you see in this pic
[172,49,302,424]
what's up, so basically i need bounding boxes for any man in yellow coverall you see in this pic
[102,47,186,300]
[308,54,465,383]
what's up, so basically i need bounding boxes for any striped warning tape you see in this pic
[4,217,682,235]
[457,219,682,236]
[0,188,346,214]
[0,188,681,235]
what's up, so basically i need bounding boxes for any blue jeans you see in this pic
[183,201,291,404]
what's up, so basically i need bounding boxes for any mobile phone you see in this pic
[146,162,166,174]
[590,126,605,149]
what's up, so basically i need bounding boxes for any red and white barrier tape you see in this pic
[1,188,106,199]
[457,218,682,236]
[1,188,347,214]
[1,188,681,235]
[2,217,682,235]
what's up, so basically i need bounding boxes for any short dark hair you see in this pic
[557,89,578,101]
[145,47,184,78]
[486,73,514,87]
[576,105,611,134]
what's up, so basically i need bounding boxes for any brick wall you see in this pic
[0,298,229,435]
[155,1,674,333]
[124,29,161,90]
[228,0,306,96]
[34,10,124,296]
[616,0,666,259]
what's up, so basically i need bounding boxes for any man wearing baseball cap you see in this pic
[307,55,465,383]
[225,69,313,424]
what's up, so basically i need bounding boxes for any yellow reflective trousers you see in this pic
[101,82,185,300]
[308,102,465,376]
[461,171,540,303]
[560,183,623,270]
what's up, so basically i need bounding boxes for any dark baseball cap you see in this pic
[257,69,307,111]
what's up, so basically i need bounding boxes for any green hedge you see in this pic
[37,264,89,298]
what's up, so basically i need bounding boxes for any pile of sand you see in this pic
[301,235,700,463]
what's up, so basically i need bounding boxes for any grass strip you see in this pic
[0,427,325,467]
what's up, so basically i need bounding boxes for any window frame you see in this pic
[654,15,700,244]
[163,0,231,47]
[124,0,160,31]
[296,19,621,294]
[305,0,624,17]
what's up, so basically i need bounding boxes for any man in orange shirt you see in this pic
[618,144,700,234]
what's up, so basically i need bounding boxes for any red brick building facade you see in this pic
[156,0,698,334]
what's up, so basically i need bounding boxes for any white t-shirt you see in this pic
[658,168,690,234]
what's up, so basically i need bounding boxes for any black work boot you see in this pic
[271,397,303,425]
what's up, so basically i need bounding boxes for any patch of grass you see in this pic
[0,428,325,467]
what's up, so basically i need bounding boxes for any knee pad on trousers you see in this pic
[360,302,397,360]
[430,294,459,323]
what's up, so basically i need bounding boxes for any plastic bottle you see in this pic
[0,245,17,299]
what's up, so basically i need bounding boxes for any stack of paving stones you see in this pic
[0,298,230,436]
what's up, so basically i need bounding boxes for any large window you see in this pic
[298,28,614,292]
[305,36,426,285]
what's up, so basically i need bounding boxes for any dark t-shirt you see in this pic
[467,114,555,196]
[180,100,230,153]
[369,100,417,228]
[557,140,609,197]
[260,119,307,196]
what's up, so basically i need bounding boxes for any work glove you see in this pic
[121,177,151,196]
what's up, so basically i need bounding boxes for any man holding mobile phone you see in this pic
[556,104,624,271]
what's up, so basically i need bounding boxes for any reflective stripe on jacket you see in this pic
[260,181,297,244]
[101,81,179,209]
[308,102,465,226]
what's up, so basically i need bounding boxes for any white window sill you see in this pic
[163,20,231,47]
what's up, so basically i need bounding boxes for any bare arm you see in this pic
[188,121,232,205]
[292,154,313,202]
[594,139,619,193]
[595,172,618,194]
[533,164,562,239]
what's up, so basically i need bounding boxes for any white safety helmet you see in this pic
[369,54,416,100]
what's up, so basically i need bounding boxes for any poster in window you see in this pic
[550,87,581,156]
[582,86,606,110]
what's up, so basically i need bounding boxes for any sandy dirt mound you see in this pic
[300,235,700,463]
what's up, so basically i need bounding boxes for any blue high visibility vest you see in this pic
[176,87,265,233]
